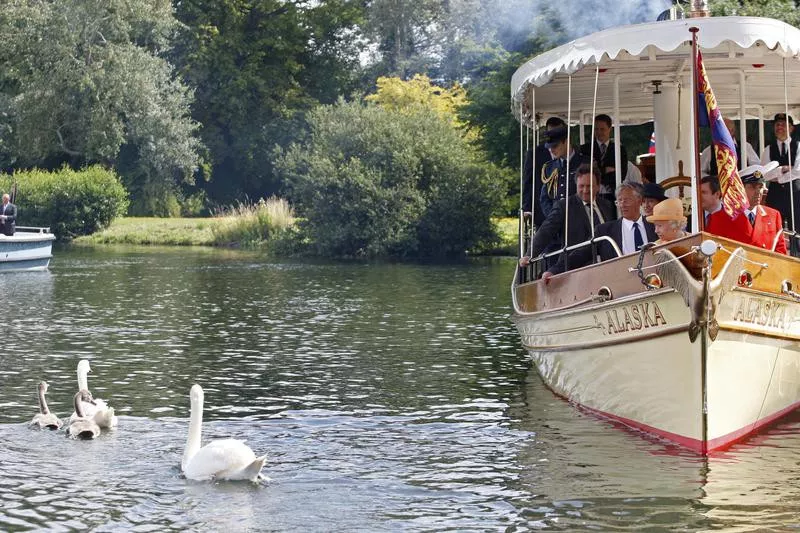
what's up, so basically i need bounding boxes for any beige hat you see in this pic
[646,197,686,223]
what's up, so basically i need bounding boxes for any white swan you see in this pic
[71,359,117,429]
[181,384,267,482]
[30,381,63,430]
[66,390,101,439]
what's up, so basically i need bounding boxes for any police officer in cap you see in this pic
[539,125,584,222]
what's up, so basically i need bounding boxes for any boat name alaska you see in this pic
[731,295,797,331]
[596,302,668,335]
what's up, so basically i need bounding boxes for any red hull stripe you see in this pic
[578,399,800,454]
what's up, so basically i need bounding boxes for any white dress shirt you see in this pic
[761,140,800,183]
[620,216,648,255]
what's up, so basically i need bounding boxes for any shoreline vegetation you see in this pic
[74,201,517,256]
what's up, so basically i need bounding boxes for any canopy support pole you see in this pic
[758,106,765,155]
[739,71,747,170]
[613,76,622,189]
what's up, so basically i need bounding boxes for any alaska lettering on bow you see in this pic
[599,301,668,335]
[732,296,791,330]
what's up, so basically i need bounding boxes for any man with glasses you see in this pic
[542,182,657,279]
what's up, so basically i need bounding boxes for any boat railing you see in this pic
[16,226,52,234]
[786,228,800,258]
[518,234,622,284]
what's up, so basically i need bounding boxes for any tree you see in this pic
[0,0,202,215]
[173,0,365,205]
[710,0,800,25]
[276,100,502,258]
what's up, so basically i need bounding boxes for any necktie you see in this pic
[585,202,602,226]
[599,143,607,159]
[633,221,644,250]
[780,142,786,157]
[748,211,756,226]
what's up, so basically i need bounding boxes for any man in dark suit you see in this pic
[580,113,628,203]
[0,194,17,236]
[525,163,615,262]
[522,117,567,228]
[543,182,657,277]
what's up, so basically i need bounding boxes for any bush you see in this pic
[276,100,503,258]
[0,166,129,239]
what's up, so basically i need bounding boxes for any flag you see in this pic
[648,132,656,154]
[696,50,748,218]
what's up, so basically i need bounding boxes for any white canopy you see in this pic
[511,16,800,125]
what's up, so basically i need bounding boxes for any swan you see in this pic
[66,390,101,439]
[181,384,267,482]
[30,381,63,430]
[71,359,117,429]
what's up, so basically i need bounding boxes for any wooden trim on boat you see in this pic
[522,324,689,352]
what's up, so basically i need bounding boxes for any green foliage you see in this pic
[75,217,217,246]
[0,0,202,216]
[211,197,296,247]
[276,100,502,258]
[0,166,128,240]
[710,0,800,25]
[173,0,365,203]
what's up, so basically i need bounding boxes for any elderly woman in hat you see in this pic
[646,198,688,244]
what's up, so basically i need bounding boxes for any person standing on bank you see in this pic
[580,114,628,203]
[760,113,800,230]
[0,193,17,236]
[539,125,583,222]
[522,117,567,227]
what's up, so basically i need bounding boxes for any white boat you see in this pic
[0,226,56,271]
[511,5,800,453]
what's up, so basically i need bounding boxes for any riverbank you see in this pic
[74,216,517,255]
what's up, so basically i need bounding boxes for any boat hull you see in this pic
[513,236,800,453]
[0,230,56,271]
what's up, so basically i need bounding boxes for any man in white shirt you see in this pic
[700,118,759,177]
[760,112,800,230]
[543,183,657,277]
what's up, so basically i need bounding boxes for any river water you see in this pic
[1,245,799,531]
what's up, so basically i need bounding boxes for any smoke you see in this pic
[475,0,673,52]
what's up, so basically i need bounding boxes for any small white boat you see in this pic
[0,226,56,271]
[511,4,800,453]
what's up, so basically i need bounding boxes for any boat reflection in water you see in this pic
[507,366,800,530]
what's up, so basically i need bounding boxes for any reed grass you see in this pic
[210,196,296,247]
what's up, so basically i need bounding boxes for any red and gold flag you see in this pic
[696,50,749,217]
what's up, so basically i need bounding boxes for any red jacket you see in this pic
[706,204,787,254]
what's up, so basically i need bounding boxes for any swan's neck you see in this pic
[77,369,89,392]
[182,395,203,470]
[73,392,85,418]
[38,387,49,415]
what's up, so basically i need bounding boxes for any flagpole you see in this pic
[690,26,704,232]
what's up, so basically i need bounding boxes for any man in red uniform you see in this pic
[706,163,787,254]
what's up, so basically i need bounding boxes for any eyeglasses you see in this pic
[614,198,639,206]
